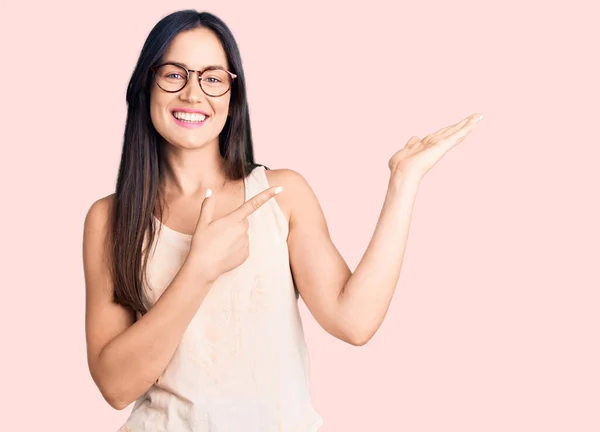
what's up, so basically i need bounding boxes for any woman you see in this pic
[82,9,482,432]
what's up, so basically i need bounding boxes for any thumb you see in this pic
[197,188,214,227]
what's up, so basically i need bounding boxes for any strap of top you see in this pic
[247,165,298,299]
[247,165,288,231]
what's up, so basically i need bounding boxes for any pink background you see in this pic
[2,0,598,431]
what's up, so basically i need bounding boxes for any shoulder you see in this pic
[84,193,115,238]
[262,167,318,225]
[85,193,115,223]
[263,167,309,188]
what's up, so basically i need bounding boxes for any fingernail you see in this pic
[274,186,283,195]
[205,189,213,198]
[476,114,484,122]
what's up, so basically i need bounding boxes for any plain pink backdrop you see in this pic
[2,1,598,431]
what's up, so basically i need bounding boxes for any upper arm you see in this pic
[266,169,354,344]
[83,194,135,390]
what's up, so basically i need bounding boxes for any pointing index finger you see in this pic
[232,186,283,220]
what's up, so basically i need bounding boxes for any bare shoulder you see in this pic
[85,193,115,226]
[263,167,317,224]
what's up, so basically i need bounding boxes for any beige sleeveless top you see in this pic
[118,165,323,432]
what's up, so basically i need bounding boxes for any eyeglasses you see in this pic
[150,62,237,97]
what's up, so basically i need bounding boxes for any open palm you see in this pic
[388,113,484,180]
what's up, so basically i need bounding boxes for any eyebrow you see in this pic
[163,60,226,70]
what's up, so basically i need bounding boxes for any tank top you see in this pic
[117,165,324,432]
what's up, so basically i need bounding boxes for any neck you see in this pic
[159,138,228,198]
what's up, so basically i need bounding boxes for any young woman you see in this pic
[82,9,483,432]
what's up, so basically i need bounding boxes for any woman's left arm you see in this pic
[282,169,419,347]
[283,113,483,346]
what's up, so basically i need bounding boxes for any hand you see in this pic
[188,185,283,282]
[388,113,484,181]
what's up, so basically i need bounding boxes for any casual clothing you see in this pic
[117,165,323,432]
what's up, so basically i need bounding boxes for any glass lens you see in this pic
[155,64,187,92]
[200,69,231,96]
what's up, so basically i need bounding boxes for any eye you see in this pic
[166,73,184,80]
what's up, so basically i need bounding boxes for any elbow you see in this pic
[91,371,132,411]
[106,394,131,411]
[97,382,132,411]
[349,335,371,347]
[325,312,376,346]
[332,316,375,346]
[90,356,134,411]
[346,329,374,347]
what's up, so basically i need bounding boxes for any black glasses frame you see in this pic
[150,62,238,97]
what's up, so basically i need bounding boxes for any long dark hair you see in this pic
[108,10,263,317]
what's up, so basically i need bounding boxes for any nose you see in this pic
[179,70,205,103]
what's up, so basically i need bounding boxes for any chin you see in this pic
[170,135,210,149]
[155,126,203,149]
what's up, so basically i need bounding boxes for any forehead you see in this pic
[162,27,229,70]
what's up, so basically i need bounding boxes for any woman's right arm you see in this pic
[83,195,214,411]
[84,186,281,410]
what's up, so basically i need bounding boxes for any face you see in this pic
[150,27,233,150]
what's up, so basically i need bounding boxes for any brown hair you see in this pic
[107,10,263,316]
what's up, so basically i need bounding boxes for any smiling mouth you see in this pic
[172,111,208,123]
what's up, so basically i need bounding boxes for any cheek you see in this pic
[212,98,232,130]
[216,95,232,118]
[149,92,171,132]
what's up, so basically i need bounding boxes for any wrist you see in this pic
[185,250,218,284]
[389,170,422,191]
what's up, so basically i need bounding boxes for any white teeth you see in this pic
[173,112,207,122]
